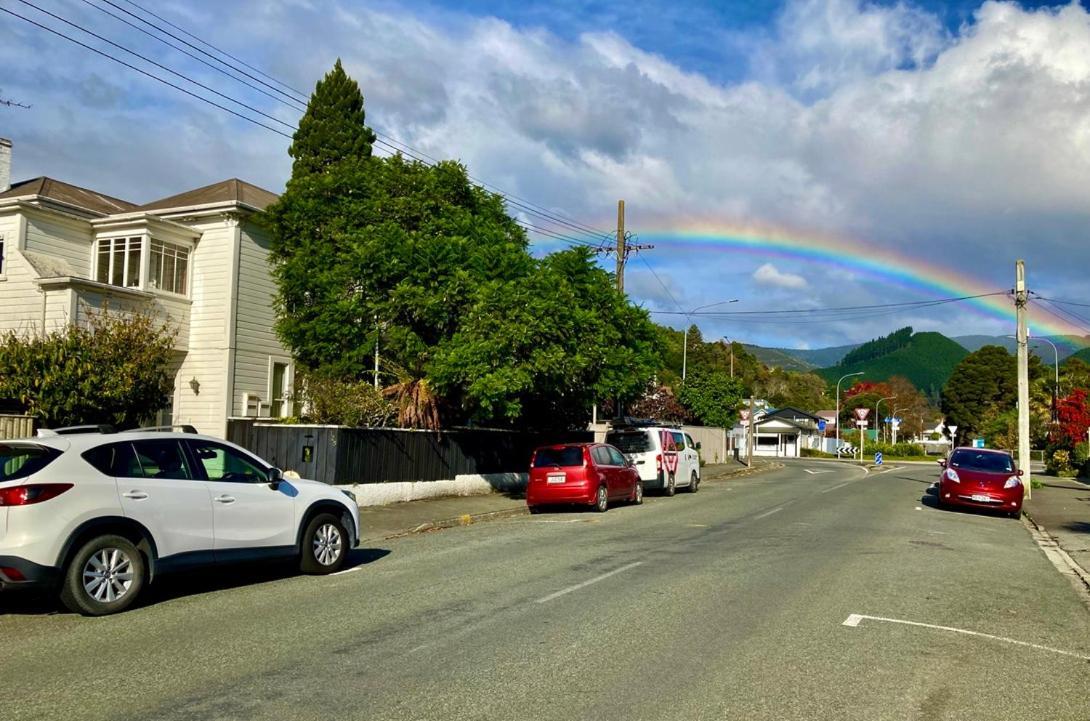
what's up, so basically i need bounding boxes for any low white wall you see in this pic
[335,472,527,507]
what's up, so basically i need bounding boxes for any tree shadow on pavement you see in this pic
[1060,521,1090,536]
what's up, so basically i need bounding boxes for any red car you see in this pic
[526,443,643,513]
[936,447,1024,517]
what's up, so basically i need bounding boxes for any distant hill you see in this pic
[742,345,816,372]
[953,334,1090,360]
[743,342,859,370]
[818,329,969,398]
[1069,347,1090,364]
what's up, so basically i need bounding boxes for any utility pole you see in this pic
[373,314,381,389]
[615,200,626,292]
[747,396,755,467]
[1016,260,1032,498]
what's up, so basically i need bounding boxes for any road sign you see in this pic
[740,410,750,421]
[973,438,985,448]
[818,419,827,431]
[875,452,883,465]
[854,408,870,421]
[856,420,869,428]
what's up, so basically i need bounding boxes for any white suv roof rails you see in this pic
[123,424,199,434]
[41,424,118,436]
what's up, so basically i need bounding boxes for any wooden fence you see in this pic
[0,415,34,440]
[225,419,593,485]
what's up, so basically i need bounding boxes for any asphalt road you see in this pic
[4,461,1089,721]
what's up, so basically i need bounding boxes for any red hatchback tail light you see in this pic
[0,483,74,506]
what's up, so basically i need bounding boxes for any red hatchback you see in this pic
[936,447,1024,517]
[526,443,643,513]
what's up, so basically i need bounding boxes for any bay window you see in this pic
[95,236,142,288]
[148,239,189,294]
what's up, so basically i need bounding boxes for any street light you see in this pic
[836,371,864,458]
[722,336,735,379]
[681,299,739,381]
[1007,333,1060,422]
[891,407,906,444]
[876,396,895,443]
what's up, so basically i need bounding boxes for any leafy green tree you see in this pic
[0,314,175,429]
[289,59,375,178]
[677,370,743,428]
[428,247,661,429]
[941,345,1018,444]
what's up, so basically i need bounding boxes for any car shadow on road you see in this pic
[1060,521,1090,536]
[0,548,392,617]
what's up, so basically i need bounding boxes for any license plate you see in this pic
[547,473,565,484]
[970,494,992,503]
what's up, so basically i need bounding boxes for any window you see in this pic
[0,232,5,277]
[605,431,653,453]
[532,446,585,468]
[95,237,142,288]
[148,239,189,294]
[188,441,268,483]
[0,443,62,481]
[607,447,627,466]
[129,440,193,480]
[671,431,686,450]
[592,446,612,466]
[270,361,291,417]
[82,442,141,477]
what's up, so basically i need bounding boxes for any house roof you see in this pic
[0,177,138,215]
[764,406,823,422]
[139,178,279,213]
[754,416,815,432]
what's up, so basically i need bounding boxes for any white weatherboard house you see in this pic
[0,139,293,438]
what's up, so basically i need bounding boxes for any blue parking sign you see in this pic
[874,452,883,465]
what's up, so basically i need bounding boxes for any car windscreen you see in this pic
[605,431,653,454]
[0,443,63,482]
[533,446,584,467]
[950,450,1014,473]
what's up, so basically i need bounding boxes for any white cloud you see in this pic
[753,263,809,289]
[3,0,1090,345]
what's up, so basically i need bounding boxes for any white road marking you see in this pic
[842,614,1090,661]
[332,567,361,576]
[753,506,785,520]
[820,481,854,493]
[535,561,643,604]
[804,469,835,475]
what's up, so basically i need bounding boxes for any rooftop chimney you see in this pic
[0,138,10,193]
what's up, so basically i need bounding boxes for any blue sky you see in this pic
[2,0,1090,349]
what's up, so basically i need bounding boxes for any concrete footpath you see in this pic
[1024,476,1090,586]
[356,459,779,543]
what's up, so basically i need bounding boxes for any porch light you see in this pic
[189,377,200,395]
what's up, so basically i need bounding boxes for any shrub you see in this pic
[1046,448,1076,477]
[298,373,395,428]
[0,313,175,428]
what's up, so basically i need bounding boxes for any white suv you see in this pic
[605,421,701,495]
[0,426,360,615]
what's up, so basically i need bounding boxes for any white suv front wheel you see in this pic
[300,513,349,574]
[60,534,146,616]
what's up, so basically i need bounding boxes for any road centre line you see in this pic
[820,480,854,493]
[842,614,1090,662]
[804,469,835,475]
[752,505,786,520]
[535,562,643,604]
[331,567,361,576]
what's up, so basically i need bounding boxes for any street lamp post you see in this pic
[876,396,895,443]
[681,299,739,381]
[891,407,906,444]
[722,336,735,379]
[836,371,864,458]
[1007,333,1060,421]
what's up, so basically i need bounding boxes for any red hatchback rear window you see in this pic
[533,446,584,468]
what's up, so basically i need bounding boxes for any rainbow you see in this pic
[626,218,1089,344]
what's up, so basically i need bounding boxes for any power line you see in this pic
[648,292,1008,316]
[96,1,614,241]
[93,0,305,106]
[19,0,296,131]
[77,0,307,112]
[1032,298,1090,336]
[1033,295,1090,309]
[12,2,611,245]
[638,255,685,314]
[118,0,310,100]
[0,6,294,138]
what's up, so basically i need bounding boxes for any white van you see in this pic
[605,422,701,496]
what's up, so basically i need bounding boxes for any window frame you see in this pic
[127,439,197,481]
[94,235,145,290]
[0,231,6,280]
[147,237,191,297]
[184,439,272,484]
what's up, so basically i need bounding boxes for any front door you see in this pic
[185,439,296,558]
[116,439,214,560]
